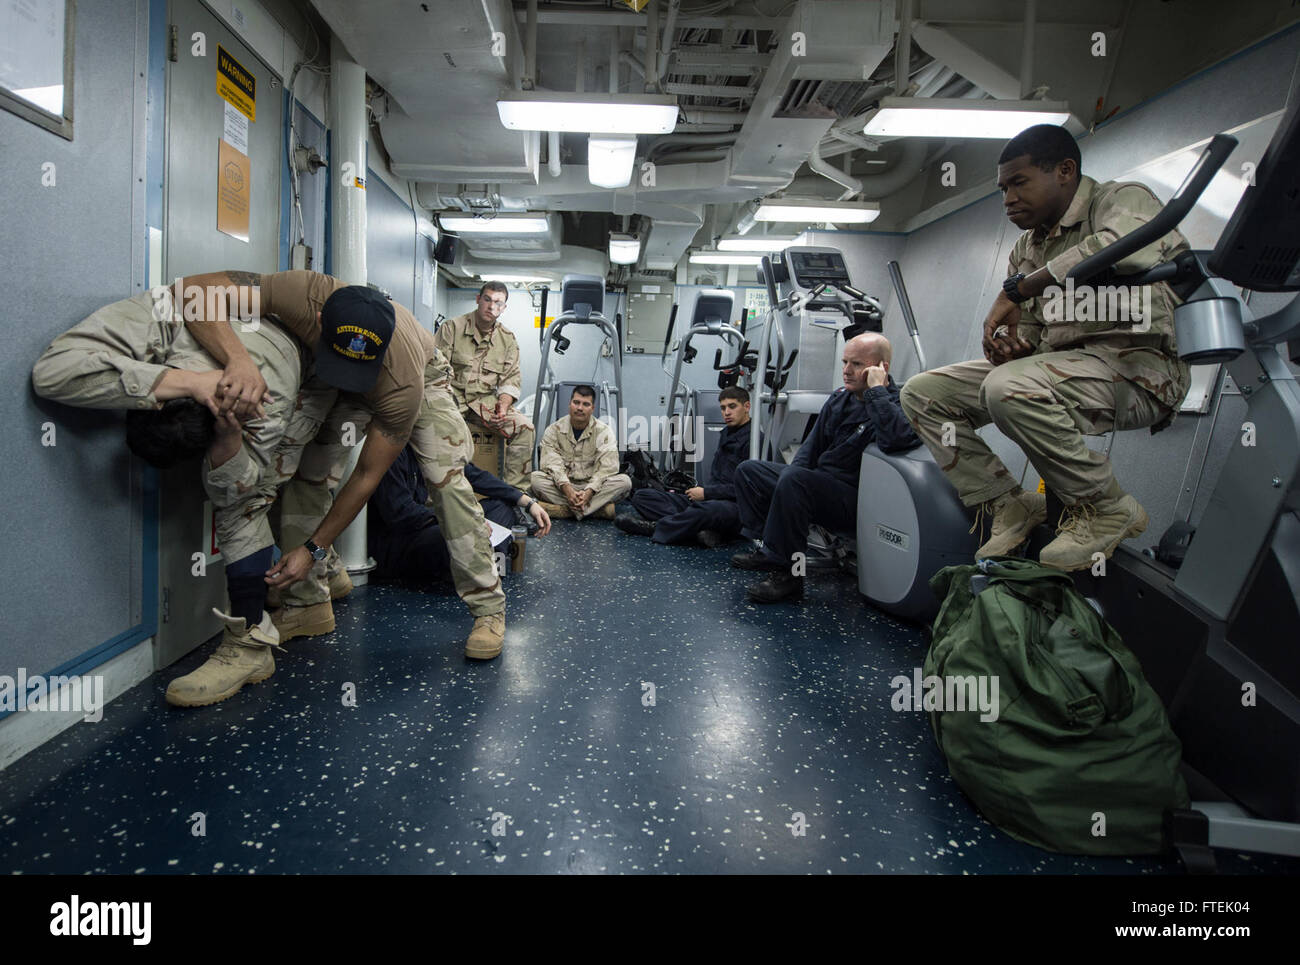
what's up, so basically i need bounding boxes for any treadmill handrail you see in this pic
[1067,133,1237,284]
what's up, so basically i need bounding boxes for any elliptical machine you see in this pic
[530,274,623,467]
[749,247,885,463]
[660,289,749,474]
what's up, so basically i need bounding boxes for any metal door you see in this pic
[156,0,282,667]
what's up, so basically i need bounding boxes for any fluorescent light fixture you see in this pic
[754,199,881,223]
[609,233,641,265]
[717,235,797,252]
[478,273,552,284]
[497,90,678,134]
[439,213,551,234]
[588,134,638,188]
[688,252,764,266]
[864,97,1072,139]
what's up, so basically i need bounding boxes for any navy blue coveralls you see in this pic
[734,378,920,565]
[368,445,520,585]
[630,421,752,544]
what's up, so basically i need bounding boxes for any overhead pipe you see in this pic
[646,132,739,157]
[610,27,620,94]
[620,50,645,79]
[895,0,914,95]
[654,150,729,164]
[523,0,538,90]
[645,0,659,92]
[785,139,926,200]
[808,142,862,201]
[659,0,681,80]
[548,129,561,178]
[681,108,746,125]
[1020,0,1037,98]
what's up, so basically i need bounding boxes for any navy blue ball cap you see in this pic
[316,286,396,393]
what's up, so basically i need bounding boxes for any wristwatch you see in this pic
[1002,272,1029,304]
[304,539,327,562]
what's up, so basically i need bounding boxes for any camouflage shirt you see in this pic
[539,416,620,490]
[1009,175,1192,414]
[433,311,524,412]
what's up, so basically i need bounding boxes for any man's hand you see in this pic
[528,501,552,536]
[266,545,314,589]
[561,482,583,511]
[686,486,705,501]
[982,295,1034,366]
[576,488,594,512]
[865,364,888,389]
[217,355,271,420]
[207,410,245,469]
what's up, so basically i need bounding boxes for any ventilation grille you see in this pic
[775,79,867,119]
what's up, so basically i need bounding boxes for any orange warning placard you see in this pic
[216,44,256,121]
[217,138,250,243]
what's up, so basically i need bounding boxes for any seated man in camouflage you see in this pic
[531,384,631,520]
[433,281,534,489]
[899,124,1192,570]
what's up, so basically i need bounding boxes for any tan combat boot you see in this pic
[539,500,573,519]
[465,611,505,660]
[270,601,336,643]
[973,488,1048,558]
[598,502,617,520]
[1039,489,1149,571]
[266,568,353,609]
[165,610,277,707]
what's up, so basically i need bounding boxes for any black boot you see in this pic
[730,548,783,570]
[615,514,656,537]
[747,572,804,603]
[697,529,730,548]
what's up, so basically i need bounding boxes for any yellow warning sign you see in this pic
[619,0,650,10]
[534,315,555,329]
[216,44,256,121]
[217,138,251,243]
[1037,478,1046,494]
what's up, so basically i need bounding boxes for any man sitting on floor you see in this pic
[731,332,921,603]
[531,384,631,520]
[616,386,753,547]
[369,443,550,587]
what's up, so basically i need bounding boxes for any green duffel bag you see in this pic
[924,556,1189,855]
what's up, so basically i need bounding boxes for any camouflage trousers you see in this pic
[898,351,1170,507]
[277,361,506,617]
[462,402,535,490]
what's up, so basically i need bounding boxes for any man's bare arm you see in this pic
[177,270,271,418]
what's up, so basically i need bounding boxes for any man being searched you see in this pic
[177,269,509,662]
[531,384,631,520]
[616,386,753,547]
[369,443,551,587]
[731,332,921,603]
[899,124,1192,570]
[433,282,535,489]
[31,284,309,705]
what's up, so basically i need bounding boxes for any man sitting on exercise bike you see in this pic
[900,123,1192,571]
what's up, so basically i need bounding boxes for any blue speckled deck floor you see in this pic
[2,520,1295,875]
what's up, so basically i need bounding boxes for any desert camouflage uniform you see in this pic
[434,311,535,489]
[254,271,504,618]
[31,290,305,566]
[900,176,1192,507]
[531,415,631,517]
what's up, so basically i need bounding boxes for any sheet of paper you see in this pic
[487,519,513,549]
[223,101,249,154]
